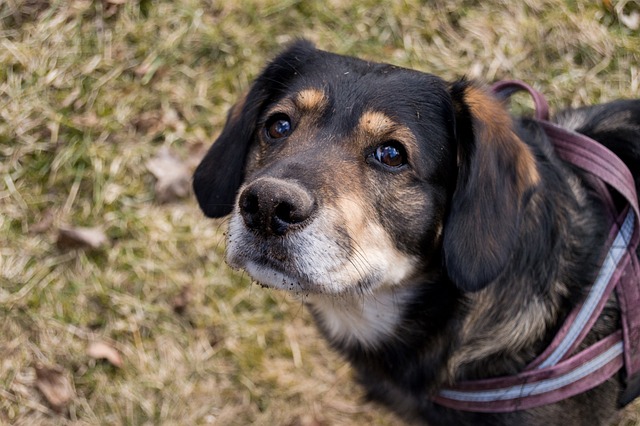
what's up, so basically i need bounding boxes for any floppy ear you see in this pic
[443,81,540,291]
[192,39,317,217]
[193,91,260,217]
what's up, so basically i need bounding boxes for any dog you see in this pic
[193,40,640,425]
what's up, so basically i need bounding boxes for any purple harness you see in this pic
[433,81,640,412]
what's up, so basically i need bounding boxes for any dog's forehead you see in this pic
[290,87,399,131]
[286,55,451,127]
[277,86,417,147]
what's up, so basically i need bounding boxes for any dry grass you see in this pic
[1,0,639,425]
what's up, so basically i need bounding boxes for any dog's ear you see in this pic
[443,81,540,292]
[193,39,316,217]
[192,94,254,217]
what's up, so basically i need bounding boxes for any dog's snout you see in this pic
[239,178,316,236]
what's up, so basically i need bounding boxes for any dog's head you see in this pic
[194,41,539,294]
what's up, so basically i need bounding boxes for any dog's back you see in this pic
[556,100,640,217]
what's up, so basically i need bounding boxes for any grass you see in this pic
[1,0,639,424]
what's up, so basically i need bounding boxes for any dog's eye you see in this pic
[374,142,406,168]
[265,115,293,139]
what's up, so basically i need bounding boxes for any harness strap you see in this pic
[436,210,633,411]
[433,332,624,412]
[435,81,640,412]
[531,209,635,370]
[501,82,640,380]
[529,85,640,383]
[541,120,640,221]
[491,80,550,121]
[619,243,640,381]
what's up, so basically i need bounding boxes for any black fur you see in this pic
[193,41,640,425]
[193,40,317,217]
[444,80,537,291]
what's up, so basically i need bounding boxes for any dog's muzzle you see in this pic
[238,177,316,236]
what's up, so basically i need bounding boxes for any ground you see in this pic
[1,0,640,425]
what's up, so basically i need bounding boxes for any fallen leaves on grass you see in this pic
[172,284,192,315]
[71,111,100,129]
[186,141,208,170]
[146,147,191,203]
[132,110,163,134]
[87,341,123,368]
[30,209,55,234]
[34,364,75,412]
[612,0,640,30]
[287,414,326,426]
[620,10,640,30]
[57,225,109,251]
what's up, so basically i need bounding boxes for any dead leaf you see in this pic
[72,111,100,129]
[161,108,181,131]
[172,284,192,315]
[87,341,123,368]
[30,209,54,234]
[620,10,640,29]
[186,141,208,171]
[616,0,640,30]
[132,110,162,134]
[287,415,326,426]
[57,225,109,251]
[101,0,126,17]
[207,326,224,348]
[34,364,74,412]
[146,147,191,203]
[134,61,152,77]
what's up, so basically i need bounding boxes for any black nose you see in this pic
[238,178,316,236]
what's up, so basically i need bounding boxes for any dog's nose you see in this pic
[238,178,316,236]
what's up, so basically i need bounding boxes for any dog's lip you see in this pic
[239,257,318,293]
[253,254,290,274]
[230,251,381,296]
[226,245,306,286]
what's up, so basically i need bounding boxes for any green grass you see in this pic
[1,0,639,424]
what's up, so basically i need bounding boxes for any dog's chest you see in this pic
[305,286,416,348]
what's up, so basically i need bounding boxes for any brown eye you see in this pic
[374,142,406,167]
[265,115,292,139]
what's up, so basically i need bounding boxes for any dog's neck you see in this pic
[446,179,609,381]
[304,285,418,350]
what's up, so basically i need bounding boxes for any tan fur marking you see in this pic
[515,146,541,190]
[359,111,394,134]
[295,88,327,111]
[336,195,365,222]
[448,288,554,376]
[465,86,541,190]
[357,111,417,152]
[464,86,512,134]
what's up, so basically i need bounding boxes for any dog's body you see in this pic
[193,41,640,425]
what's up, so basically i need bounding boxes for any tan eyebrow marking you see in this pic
[464,85,541,188]
[359,111,395,134]
[295,88,328,111]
